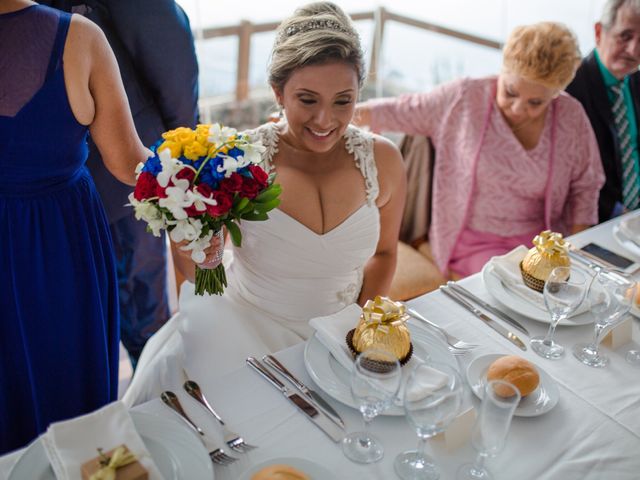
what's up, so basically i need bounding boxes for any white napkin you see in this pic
[620,215,640,245]
[489,245,589,316]
[309,304,448,402]
[41,401,164,480]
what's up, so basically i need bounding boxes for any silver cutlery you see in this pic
[447,281,529,335]
[246,357,344,443]
[160,391,238,465]
[183,380,257,453]
[405,305,478,354]
[440,286,527,351]
[262,355,345,429]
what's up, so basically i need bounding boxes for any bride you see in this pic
[124,1,406,405]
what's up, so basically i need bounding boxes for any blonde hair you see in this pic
[502,22,581,90]
[268,2,365,92]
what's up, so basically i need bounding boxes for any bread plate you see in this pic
[466,353,559,417]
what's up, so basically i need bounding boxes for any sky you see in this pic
[176,0,609,97]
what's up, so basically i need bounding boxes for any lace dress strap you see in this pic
[344,125,379,205]
[245,122,280,172]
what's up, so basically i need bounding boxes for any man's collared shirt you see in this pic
[595,48,640,216]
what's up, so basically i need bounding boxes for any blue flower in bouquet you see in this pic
[142,155,162,176]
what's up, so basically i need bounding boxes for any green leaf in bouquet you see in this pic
[254,184,282,203]
[241,211,269,221]
[253,198,281,213]
[234,196,250,211]
[226,220,243,247]
[239,201,255,215]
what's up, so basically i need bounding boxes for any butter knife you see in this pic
[262,355,345,429]
[447,281,529,335]
[440,286,527,351]
[246,357,344,442]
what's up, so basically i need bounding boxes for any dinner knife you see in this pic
[262,354,345,429]
[447,281,529,335]
[246,357,343,443]
[440,286,527,351]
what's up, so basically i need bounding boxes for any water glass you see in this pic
[342,348,402,464]
[573,270,636,368]
[457,380,520,480]
[394,362,463,480]
[530,267,587,359]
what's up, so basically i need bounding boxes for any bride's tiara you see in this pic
[280,19,357,41]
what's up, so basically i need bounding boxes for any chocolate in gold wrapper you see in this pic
[351,296,411,361]
[520,230,571,292]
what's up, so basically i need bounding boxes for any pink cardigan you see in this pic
[365,76,605,274]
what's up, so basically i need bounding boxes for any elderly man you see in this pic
[567,0,640,222]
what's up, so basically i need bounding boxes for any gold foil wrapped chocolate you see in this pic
[351,296,411,361]
[520,230,571,292]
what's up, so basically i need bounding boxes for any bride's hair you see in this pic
[268,1,366,92]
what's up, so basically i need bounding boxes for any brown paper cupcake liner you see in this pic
[519,261,545,293]
[345,328,413,370]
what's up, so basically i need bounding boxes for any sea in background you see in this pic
[177,0,608,98]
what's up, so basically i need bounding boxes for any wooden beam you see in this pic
[385,11,502,50]
[236,20,251,101]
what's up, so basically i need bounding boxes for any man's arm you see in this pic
[107,0,199,129]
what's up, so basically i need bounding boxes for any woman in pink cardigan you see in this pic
[356,22,605,278]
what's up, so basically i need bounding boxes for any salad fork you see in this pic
[160,391,238,465]
[184,380,257,453]
[405,306,478,353]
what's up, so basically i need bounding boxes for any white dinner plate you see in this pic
[238,457,337,480]
[466,353,559,417]
[303,324,458,415]
[612,223,640,260]
[481,263,592,326]
[8,411,214,480]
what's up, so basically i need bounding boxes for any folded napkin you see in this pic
[309,304,448,403]
[489,246,588,316]
[41,401,164,480]
[620,215,640,244]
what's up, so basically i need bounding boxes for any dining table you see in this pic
[3,212,640,480]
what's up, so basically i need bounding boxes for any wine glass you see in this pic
[530,267,587,359]
[573,270,636,368]
[457,380,520,480]
[342,347,402,464]
[394,362,463,480]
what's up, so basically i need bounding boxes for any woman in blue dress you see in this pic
[0,0,149,453]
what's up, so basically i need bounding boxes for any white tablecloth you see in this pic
[3,214,640,479]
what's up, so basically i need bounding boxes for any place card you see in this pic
[602,316,633,350]
[432,405,476,451]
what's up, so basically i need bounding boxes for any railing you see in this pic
[196,7,502,102]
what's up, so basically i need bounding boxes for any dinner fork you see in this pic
[184,380,257,453]
[160,391,238,465]
[405,306,478,353]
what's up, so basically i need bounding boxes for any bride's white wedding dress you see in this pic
[124,122,380,405]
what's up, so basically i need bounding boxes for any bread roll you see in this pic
[486,355,540,398]
[251,464,310,480]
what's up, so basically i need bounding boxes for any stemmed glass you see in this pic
[342,347,402,464]
[394,362,463,480]
[573,270,637,368]
[530,267,587,359]
[457,380,521,480]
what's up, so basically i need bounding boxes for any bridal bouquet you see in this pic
[128,123,281,295]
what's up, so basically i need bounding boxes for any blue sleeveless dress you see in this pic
[0,6,119,453]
